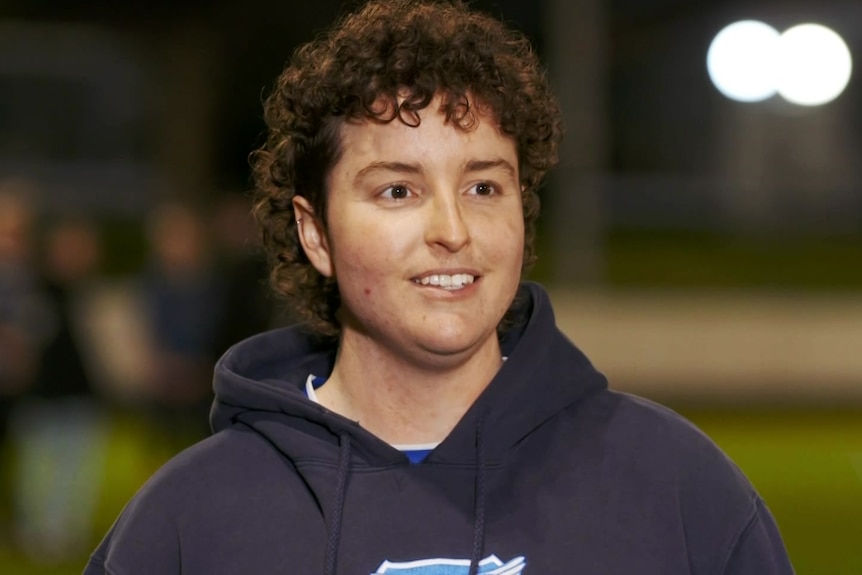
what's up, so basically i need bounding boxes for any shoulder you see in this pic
[120,423,301,518]
[130,425,272,499]
[593,391,756,499]
[94,429,257,534]
[554,389,793,573]
[89,425,302,572]
[579,391,777,572]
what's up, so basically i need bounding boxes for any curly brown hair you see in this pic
[250,0,562,338]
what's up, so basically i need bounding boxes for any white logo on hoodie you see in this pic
[373,554,526,574]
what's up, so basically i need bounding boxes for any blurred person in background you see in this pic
[86,1,793,573]
[9,214,107,561]
[0,182,46,546]
[138,200,224,448]
[0,183,41,412]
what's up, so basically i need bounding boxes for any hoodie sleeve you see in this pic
[720,498,795,575]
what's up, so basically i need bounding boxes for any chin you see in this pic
[413,324,494,358]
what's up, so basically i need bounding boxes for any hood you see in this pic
[210,281,608,465]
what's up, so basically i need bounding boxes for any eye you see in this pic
[470,182,496,196]
[381,184,413,200]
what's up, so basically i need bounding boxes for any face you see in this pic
[295,95,524,366]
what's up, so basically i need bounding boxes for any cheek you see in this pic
[336,214,413,261]
[484,213,525,263]
[331,227,405,294]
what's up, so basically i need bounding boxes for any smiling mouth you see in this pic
[412,273,476,290]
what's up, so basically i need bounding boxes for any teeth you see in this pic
[417,273,475,290]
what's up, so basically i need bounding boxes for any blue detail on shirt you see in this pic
[402,449,434,464]
[311,375,326,389]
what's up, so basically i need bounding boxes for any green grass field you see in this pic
[605,230,862,290]
[1,408,859,574]
[529,227,862,290]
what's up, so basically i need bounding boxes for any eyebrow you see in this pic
[463,158,517,179]
[353,157,517,184]
[354,161,422,183]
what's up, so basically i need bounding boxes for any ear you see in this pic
[293,196,333,278]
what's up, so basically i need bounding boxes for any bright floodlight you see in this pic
[776,23,853,106]
[707,20,780,102]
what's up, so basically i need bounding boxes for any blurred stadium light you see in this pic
[707,20,781,103]
[776,23,852,106]
[707,19,852,107]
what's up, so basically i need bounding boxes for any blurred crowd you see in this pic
[0,178,283,563]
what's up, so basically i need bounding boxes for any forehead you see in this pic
[335,96,516,167]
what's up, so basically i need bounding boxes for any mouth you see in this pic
[411,273,477,291]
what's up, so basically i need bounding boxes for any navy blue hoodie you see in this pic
[85,283,793,574]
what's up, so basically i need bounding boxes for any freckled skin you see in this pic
[295,93,523,379]
[323,104,523,369]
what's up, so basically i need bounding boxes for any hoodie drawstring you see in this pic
[323,422,487,575]
[324,433,352,575]
[468,415,487,575]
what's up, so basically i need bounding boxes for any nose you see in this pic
[424,192,469,252]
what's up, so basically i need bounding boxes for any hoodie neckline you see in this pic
[210,282,607,466]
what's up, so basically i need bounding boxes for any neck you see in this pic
[316,331,503,445]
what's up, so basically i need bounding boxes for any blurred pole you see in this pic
[545,0,609,285]
[155,23,219,201]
